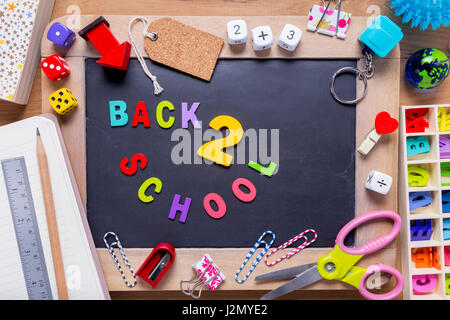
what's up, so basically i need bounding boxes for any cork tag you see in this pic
[144,18,224,81]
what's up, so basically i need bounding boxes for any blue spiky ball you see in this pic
[389,0,450,30]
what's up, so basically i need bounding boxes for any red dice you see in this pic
[41,54,70,81]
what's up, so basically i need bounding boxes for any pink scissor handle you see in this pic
[359,264,404,300]
[336,210,402,256]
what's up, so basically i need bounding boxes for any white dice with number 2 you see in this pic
[278,24,302,52]
[227,20,248,45]
[251,26,273,50]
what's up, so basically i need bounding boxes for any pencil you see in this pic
[36,128,69,300]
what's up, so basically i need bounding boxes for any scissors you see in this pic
[255,210,404,300]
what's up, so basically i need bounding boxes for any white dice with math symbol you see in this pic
[278,24,302,52]
[227,20,248,45]
[365,170,392,195]
[251,26,273,51]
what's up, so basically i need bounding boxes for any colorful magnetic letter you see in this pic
[232,178,257,203]
[443,219,450,240]
[412,274,437,294]
[408,165,429,187]
[132,101,151,128]
[168,194,192,223]
[120,154,148,176]
[439,107,450,132]
[406,136,430,157]
[156,101,175,129]
[203,193,227,219]
[439,136,450,158]
[446,274,450,295]
[409,192,432,211]
[197,115,244,167]
[410,219,433,241]
[110,100,129,127]
[181,102,201,129]
[443,191,450,213]
[445,246,450,267]
[138,177,162,203]
[248,161,278,177]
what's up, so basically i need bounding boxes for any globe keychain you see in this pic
[330,15,404,105]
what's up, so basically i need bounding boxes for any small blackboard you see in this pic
[86,58,356,248]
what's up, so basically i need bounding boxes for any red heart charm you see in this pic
[375,111,399,135]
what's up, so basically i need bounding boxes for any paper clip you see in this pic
[264,229,318,266]
[103,232,137,288]
[180,254,225,299]
[235,231,275,284]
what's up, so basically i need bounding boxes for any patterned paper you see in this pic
[0,0,39,101]
[307,4,351,39]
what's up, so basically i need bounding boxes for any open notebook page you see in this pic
[0,116,105,299]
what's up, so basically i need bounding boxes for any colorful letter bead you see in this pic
[365,170,392,195]
[407,136,430,157]
[278,24,302,52]
[138,177,162,203]
[248,161,278,177]
[227,20,248,45]
[412,274,437,294]
[168,194,192,223]
[307,4,352,39]
[49,88,78,115]
[251,26,273,51]
[359,16,403,57]
[109,100,129,127]
[41,54,70,81]
[47,22,76,50]
[232,178,257,203]
[409,192,432,211]
[408,165,429,187]
[203,193,227,219]
[120,154,148,176]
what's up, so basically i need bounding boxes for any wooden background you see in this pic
[1,0,449,299]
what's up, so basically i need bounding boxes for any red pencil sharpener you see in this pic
[136,242,176,288]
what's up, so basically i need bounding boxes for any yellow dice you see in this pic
[49,88,78,115]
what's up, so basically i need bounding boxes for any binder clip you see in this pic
[136,242,175,288]
[307,0,352,39]
[180,254,225,299]
[357,111,398,156]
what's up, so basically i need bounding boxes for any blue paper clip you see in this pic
[235,231,275,284]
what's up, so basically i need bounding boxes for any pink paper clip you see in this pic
[264,229,318,266]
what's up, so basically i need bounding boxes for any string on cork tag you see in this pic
[144,17,224,82]
[128,17,164,95]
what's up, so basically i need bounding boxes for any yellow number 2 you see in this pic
[197,115,243,167]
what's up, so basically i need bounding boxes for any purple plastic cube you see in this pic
[47,22,76,50]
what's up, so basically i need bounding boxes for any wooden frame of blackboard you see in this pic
[41,15,400,297]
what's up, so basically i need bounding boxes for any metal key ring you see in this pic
[330,66,368,105]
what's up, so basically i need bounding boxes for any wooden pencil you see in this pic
[36,128,69,300]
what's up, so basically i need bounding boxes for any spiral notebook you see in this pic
[0,115,109,300]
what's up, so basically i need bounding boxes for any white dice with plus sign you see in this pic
[278,24,302,52]
[227,20,248,45]
[251,26,273,51]
[365,170,392,195]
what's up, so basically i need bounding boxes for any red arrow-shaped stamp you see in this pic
[79,16,131,71]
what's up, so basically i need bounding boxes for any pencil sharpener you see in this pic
[359,15,403,57]
[136,242,175,288]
